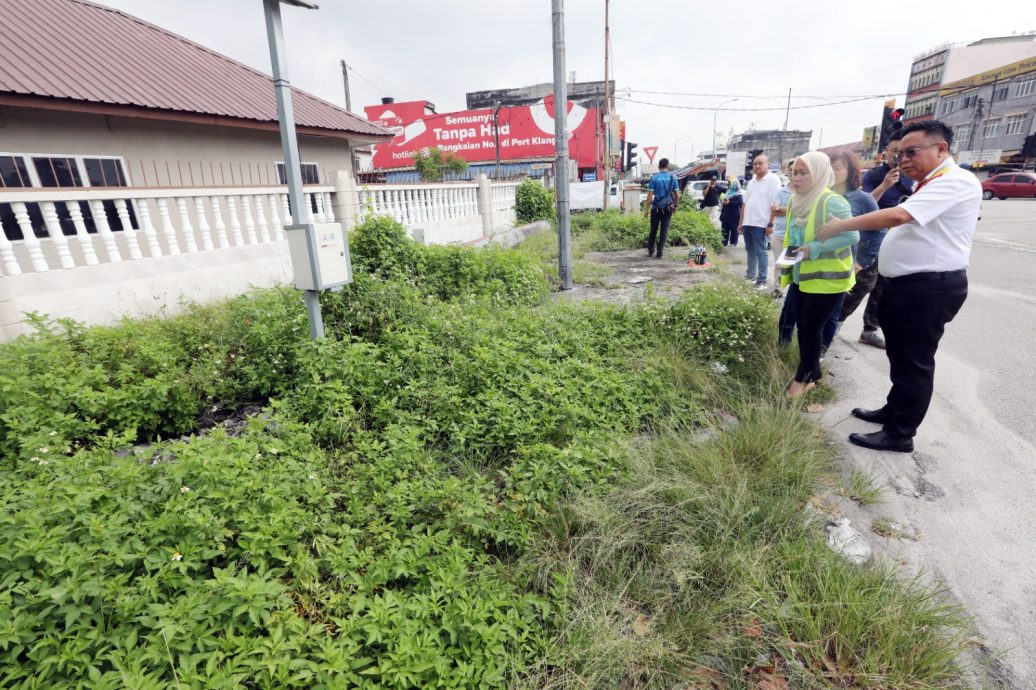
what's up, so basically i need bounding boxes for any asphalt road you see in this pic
[825,198,1036,688]
[954,199,1036,445]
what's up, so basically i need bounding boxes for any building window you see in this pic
[83,158,129,187]
[953,124,972,148]
[993,84,1009,102]
[276,162,321,185]
[1,153,134,242]
[0,155,31,188]
[1005,114,1027,136]
[33,157,83,188]
[961,90,978,109]
[1015,78,1036,99]
[982,119,1001,139]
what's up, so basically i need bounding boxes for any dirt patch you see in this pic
[554,249,730,304]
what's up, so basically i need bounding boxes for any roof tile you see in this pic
[0,0,393,138]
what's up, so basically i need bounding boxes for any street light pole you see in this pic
[673,135,694,164]
[264,0,323,339]
[713,97,739,158]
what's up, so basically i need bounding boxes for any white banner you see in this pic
[957,149,1002,166]
[724,151,747,179]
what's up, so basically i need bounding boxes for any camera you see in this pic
[891,155,901,167]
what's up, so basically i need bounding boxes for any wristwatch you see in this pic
[766,223,774,228]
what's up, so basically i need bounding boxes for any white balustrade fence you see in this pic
[354,183,480,226]
[0,177,527,278]
[0,185,334,276]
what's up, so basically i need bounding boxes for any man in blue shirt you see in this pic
[840,131,915,348]
[643,158,679,259]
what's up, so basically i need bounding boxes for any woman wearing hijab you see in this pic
[719,179,743,247]
[781,152,858,398]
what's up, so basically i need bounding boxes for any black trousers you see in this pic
[648,206,673,256]
[840,263,885,333]
[721,225,739,247]
[877,271,968,439]
[791,284,843,383]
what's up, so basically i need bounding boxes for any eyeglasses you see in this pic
[899,143,941,159]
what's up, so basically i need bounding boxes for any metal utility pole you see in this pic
[264,0,324,339]
[780,87,791,168]
[551,0,573,290]
[340,59,352,111]
[601,0,610,210]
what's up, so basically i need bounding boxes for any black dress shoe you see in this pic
[848,430,913,453]
[851,407,889,424]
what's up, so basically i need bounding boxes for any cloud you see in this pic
[100,0,1031,163]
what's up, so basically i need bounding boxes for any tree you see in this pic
[412,148,468,182]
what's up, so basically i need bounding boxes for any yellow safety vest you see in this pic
[780,190,855,294]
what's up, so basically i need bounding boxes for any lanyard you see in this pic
[912,165,950,194]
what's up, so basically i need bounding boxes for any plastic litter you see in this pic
[825,518,872,564]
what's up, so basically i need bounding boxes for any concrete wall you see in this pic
[0,241,293,340]
[0,107,354,187]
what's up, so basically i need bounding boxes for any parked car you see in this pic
[981,172,1036,200]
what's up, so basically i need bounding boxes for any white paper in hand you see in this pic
[775,248,803,268]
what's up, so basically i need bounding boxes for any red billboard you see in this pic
[364,96,599,170]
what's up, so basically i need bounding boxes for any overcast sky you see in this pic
[101,0,1035,165]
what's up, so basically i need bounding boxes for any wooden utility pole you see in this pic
[340,60,352,112]
[601,0,610,210]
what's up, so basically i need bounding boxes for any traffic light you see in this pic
[878,106,905,151]
[747,149,763,179]
[625,141,637,172]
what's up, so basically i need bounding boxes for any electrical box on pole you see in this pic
[285,222,352,290]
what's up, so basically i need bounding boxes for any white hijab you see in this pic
[788,151,834,226]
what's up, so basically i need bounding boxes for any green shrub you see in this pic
[418,244,550,305]
[667,210,724,253]
[584,209,649,251]
[515,179,555,224]
[664,285,776,365]
[349,214,421,278]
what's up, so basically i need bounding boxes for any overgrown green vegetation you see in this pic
[514,179,555,224]
[0,216,972,688]
[570,208,723,254]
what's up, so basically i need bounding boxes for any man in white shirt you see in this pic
[816,120,980,452]
[738,154,782,290]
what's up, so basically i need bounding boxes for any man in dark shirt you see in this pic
[841,131,915,348]
[700,178,723,227]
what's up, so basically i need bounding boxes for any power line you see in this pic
[346,64,390,97]
[615,94,896,112]
[625,89,860,100]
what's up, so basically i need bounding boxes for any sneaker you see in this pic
[745,276,757,283]
[859,330,886,349]
[754,283,770,291]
